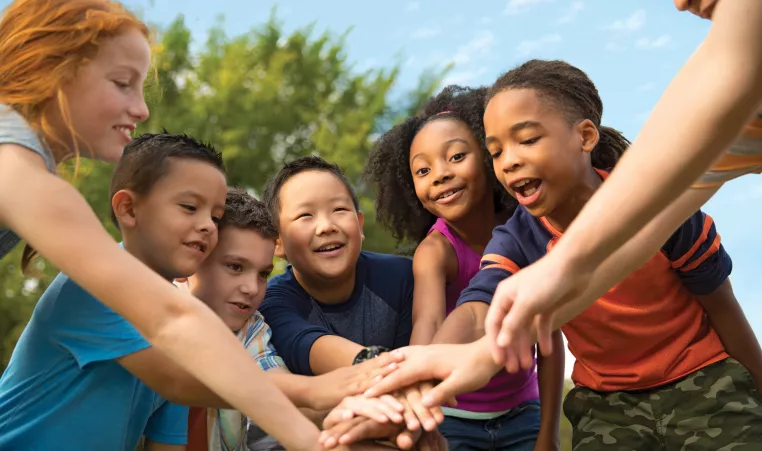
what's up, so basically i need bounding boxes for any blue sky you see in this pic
[5,0,759,377]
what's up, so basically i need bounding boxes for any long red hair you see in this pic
[0,0,149,162]
[0,0,149,272]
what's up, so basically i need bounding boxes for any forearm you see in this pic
[536,331,564,447]
[410,320,440,346]
[550,187,719,331]
[551,0,762,273]
[300,407,329,427]
[268,372,318,409]
[432,302,487,345]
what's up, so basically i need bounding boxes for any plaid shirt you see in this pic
[205,312,286,451]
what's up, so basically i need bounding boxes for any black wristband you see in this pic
[352,345,390,365]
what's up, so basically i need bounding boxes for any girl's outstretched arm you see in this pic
[0,144,322,451]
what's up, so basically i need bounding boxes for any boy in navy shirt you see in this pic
[260,156,414,376]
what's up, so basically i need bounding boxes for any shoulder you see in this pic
[0,105,55,172]
[360,251,413,277]
[413,232,456,275]
[261,268,309,310]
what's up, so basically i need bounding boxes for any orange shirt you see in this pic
[693,111,762,188]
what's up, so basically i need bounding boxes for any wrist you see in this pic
[352,345,391,365]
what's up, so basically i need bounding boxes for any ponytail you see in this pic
[591,125,630,170]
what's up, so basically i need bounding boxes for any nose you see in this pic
[240,276,260,298]
[315,214,338,236]
[432,161,454,186]
[197,215,217,234]
[499,147,522,174]
[129,92,150,123]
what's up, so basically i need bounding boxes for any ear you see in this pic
[577,119,600,154]
[111,190,138,230]
[357,210,365,241]
[274,236,286,259]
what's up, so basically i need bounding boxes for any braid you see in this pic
[487,60,629,168]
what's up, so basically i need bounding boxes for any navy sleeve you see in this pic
[661,209,732,295]
[457,225,526,307]
[259,280,332,376]
[392,262,414,348]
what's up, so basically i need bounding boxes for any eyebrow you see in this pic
[176,190,225,209]
[223,255,274,272]
[410,137,469,162]
[292,195,351,209]
[485,121,542,146]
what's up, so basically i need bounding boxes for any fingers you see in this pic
[334,395,405,425]
[364,361,435,398]
[397,392,421,431]
[337,419,401,446]
[417,382,445,424]
[402,384,439,431]
[395,429,418,450]
[421,373,464,408]
[416,431,447,451]
[320,416,366,449]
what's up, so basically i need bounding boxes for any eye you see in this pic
[414,167,430,176]
[489,149,502,160]
[296,213,312,219]
[520,136,541,146]
[211,216,221,224]
[259,270,272,280]
[334,207,349,213]
[450,153,466,162]
[227,263,243,273]
[113,80,130,89]
[180,204,197,212]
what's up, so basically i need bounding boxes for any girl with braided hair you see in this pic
[363,85,564,451]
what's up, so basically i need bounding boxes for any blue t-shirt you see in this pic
[0,273,188,449]
[0,104,57,259]
[260,251,414,375]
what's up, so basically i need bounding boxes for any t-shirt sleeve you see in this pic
[393,261,414,349]
[0,105,56,172]
[246,313,287,371]
[456,226,525,307]
[50,277,151,368]
[661,209,732,295]
[143,400,189,445]
[259,281,333,376]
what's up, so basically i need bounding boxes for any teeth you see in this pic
[318,244,341,252]
[513,179,531,188]
[524,186,537,197]
[437,189,459,200]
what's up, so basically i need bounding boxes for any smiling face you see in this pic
[483,88,599,222]
[190,227,275,331]
[114,158,228,280]
[409,118,492,224]
[275,170,364,285]
[55,29,151,162]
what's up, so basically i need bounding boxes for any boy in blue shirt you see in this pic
[260,156,414,377]
[0,132,228,449]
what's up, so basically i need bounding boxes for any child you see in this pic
[183,188,406,451]
[364,85,564,451]
[0,1,317,442]
[260,155,414,376]
[0,132,229,449]
[368,59,762,450]
[481,0,762,373]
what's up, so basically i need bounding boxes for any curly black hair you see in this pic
[364,85,516,245]
[487,60,630,170]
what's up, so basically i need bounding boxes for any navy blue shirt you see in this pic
[260,251,414,375]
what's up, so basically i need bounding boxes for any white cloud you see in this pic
[406,1,420,12]
[411,27,441,39]
[635,34,671,49]
[516,33,562,57]
[555,1,584,24]
[638,82,655,91]
[451,30,495,65]
[504,0,553,16]
[604,9,645,32]
[442,66,489,86]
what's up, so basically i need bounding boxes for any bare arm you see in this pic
[696,279,762,388]
[551,0,762,274]
[409,236,451,346]
[0,146,320,450]
[534,331,564,451]
[432,301,488,345]
[309,335,364,375]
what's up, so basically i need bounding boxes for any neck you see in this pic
[293,268,356,305]
[446,198,505,255]
[546,167,603,233]
[122,234,175,282]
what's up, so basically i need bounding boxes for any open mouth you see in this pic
[114,125,134,141]
[315,243,345,253]
[511,179,542,199]
[184,241,207,254]
[435,187,464,203]
[229,301,252,313]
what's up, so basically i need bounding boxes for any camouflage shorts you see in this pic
[563,358,762,451]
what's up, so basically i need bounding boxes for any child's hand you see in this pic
[323,395,405,428]
[414,430,448,451]
[320,416,413,449]
[397,382,445,432]
[312,353,403,410]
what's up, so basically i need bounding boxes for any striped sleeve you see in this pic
[662,210,732,295]
[244,313,286,371]
[456,225,525,307]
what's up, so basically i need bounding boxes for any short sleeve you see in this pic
[245,313,287,371]
[50,277,151,368]
[143,400,189,445]
[259,280,332,376]
[661,210,732,295]
[456,226,526,307]
[0,105,56,172]
[393,268,414,348]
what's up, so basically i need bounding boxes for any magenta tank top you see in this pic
[428,218,539,413]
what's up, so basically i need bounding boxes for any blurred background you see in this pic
[1,1,759,448]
